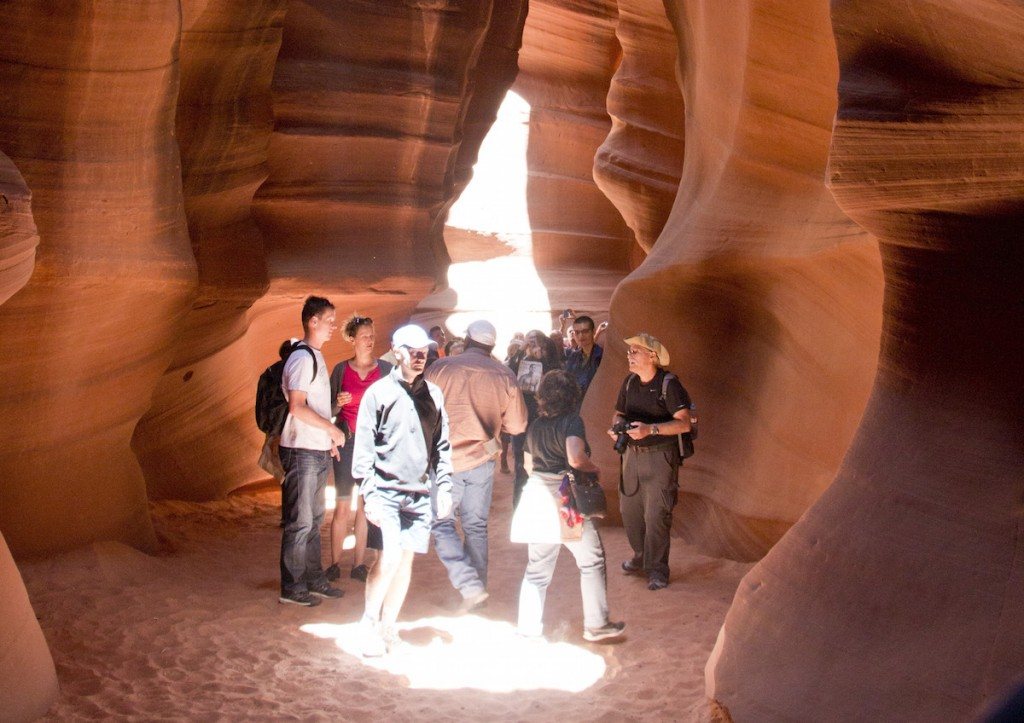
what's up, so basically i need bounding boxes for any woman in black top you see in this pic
[514,370,625,643]
[510,329,564,502]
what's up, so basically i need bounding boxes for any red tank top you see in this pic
[340,362,382,430]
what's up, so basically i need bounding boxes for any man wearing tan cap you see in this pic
[607,332,693,591]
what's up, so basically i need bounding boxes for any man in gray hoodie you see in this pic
[353,324,454,656]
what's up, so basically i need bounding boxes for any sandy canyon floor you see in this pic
[20,470,750,721]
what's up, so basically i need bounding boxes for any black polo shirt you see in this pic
[615,369,691,448]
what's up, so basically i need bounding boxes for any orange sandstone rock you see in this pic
[0,1,196,555]
[707,1,1024,718]
[0,532,57,722]
[132,0,287,501]
[584,0,884,557]
[594,0,685,253]
[0,152,36,306]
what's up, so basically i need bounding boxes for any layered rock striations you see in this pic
[132,0,287,500]
[707,1,1024,719]
[584,0,884,557]
[0,1,196,556]
[514,0,634,285]
[251,1,521,358]
[0,152,37,306]
[593,0,685,253]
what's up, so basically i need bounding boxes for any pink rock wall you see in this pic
[0,152,37,306]
[0,532,57,722]
[583,0,884,558]
[706,1,1024,718]
[0,1,196,556]
[132,0,287,501]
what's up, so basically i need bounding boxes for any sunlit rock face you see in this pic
[0,152,36,306]
[0,532,57,722]
[593,0,685,253]
[251,1,520,358]
[0,1,196,555]
[132,0,286,501]
[707,1,1024,719]
[584,0,884,558]
[513,0,633,310]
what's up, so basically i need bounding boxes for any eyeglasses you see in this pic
[626,348,650,357]
[403,348,428,360]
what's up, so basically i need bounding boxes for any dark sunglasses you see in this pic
[404,349,428,360]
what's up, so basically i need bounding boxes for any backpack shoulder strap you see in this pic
[660,372,675,401]
[293,342,318,381]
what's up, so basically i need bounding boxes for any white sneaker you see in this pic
[360,621,387,658]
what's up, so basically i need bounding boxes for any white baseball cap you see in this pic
[392,324,435,349]
[466,319,497,346]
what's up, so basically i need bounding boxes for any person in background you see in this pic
[564,314,603,397]
[354,324,454,656]
[444,337,465,357]
[327,315,391,584]
[426,325,447,367]
[514,370,625,643]
[501,336,526,474]
[426,320,527,612]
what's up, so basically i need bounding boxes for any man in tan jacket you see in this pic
[425,319,527,610]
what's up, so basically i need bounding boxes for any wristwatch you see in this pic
[651,424,660,435]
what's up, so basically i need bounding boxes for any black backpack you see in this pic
[255,341,318,434]
[625,371,698,459]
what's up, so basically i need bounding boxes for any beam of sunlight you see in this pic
[301,615,607,693]
[415,90,553,350]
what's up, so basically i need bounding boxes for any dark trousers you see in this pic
[619,444,679,581]
[511,432,528,506]
[280,446,330,595]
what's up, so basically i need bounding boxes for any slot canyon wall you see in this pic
[586,0,885,558]
[0,1,197,555]
[1,0,1021,719]
[706,0,1024,719]
[0,154,57,723]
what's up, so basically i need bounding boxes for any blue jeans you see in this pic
[431,459,494,597]
[279,447,330,595]
[517,518,610,635]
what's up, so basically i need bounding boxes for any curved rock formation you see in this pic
[251,1,521,362]
[0,152,37,306]
[0,532,57,722]
[584,0,884,558]
[132,0,286,500]
[593,0,685,253]
[515,0,634,277]
[0,1,196,555]
[707,1,1024,719]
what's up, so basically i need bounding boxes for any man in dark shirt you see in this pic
[607,332,692,591]
[564,315,603,396]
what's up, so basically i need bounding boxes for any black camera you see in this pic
[611,420,634,455]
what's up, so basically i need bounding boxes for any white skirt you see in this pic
[509,471,565,545]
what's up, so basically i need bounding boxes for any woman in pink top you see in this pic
[327,315,392,583]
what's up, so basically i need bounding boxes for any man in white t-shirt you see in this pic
[279,296,347,607]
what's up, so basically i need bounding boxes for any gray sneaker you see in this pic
[308,582,344,599]
[278,591,322,607]
[583,621,626,642]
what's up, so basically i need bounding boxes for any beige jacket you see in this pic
[425,347,527,472]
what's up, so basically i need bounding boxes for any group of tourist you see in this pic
[274,296,693,657]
